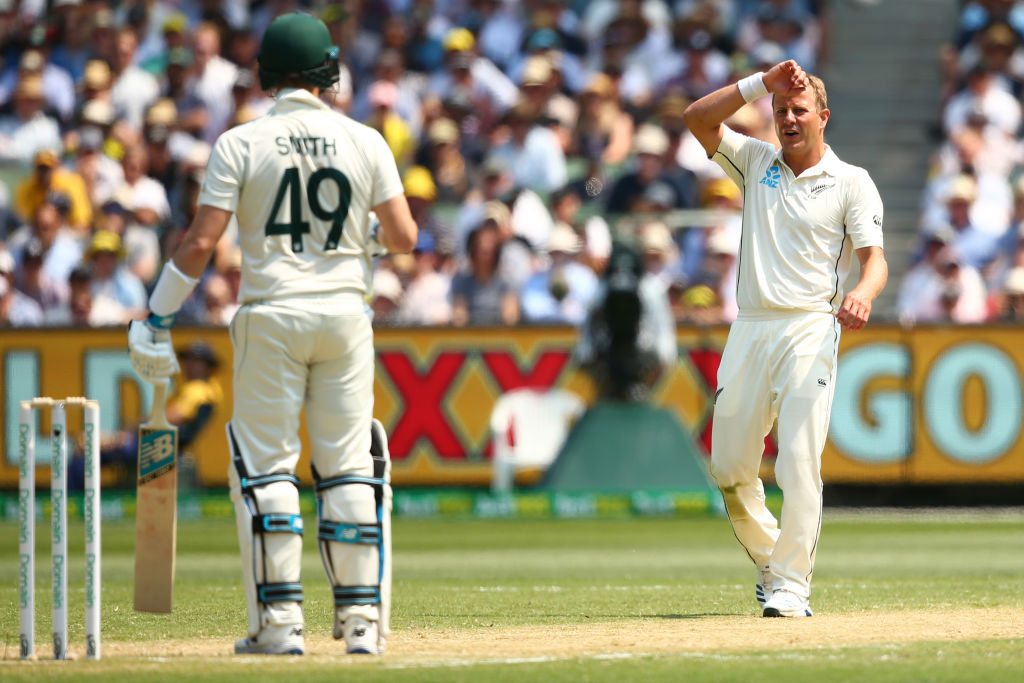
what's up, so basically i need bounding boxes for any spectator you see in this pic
[0,247,43,327]
[493,99,569,194]
[16,237,66,313]
[926,174,1003,272]
[366,80,416,167]
[85,230,148,321]
[520,221,599,325]
[370,267,404,326]
[74,124,125,209]
[110,27,161,131]
[402,165,455,255]
[573,71,634,165]
[427,27,518,126]
[638,219,682,290]
[0,73,62,166]
[944,63,1021,136]
[900,243,988,325]
[993,266,1024,322]
[452,222,520,326]
[13,148,93,235]
[189,22,238,143]
[45,264,113,327]
[168,341,225,450]
[8,197,83,292]
[419,117,469,201]
[0,45,74,123]
[397,231,453,325]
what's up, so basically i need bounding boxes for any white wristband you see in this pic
[149,259,199,317]
[737,72,769,103]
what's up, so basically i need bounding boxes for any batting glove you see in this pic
[128,319,179,384]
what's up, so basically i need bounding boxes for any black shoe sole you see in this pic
[763,607,783,617]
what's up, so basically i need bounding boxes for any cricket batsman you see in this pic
[129,12,417,654]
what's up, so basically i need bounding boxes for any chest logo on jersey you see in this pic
[810,181,833,196]
[759,165,781,189]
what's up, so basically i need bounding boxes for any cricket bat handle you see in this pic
[148,380,172,430]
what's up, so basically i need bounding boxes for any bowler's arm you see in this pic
[837,246,887,331]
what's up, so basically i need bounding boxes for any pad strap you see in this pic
[253,513,304,535]
[241,473,301,491]
[319,521,380,544]
[315,475,385,492]
[258,582,304,603]
[333,586,380,607]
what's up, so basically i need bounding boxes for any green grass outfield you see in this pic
[1,509,1023,680]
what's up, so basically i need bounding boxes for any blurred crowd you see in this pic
[0,0,831,329]
[898,0,1024,325]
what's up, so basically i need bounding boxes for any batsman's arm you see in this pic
[371,194,418,254]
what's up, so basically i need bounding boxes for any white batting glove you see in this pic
[128,319,179,384]
[367,211,387,258]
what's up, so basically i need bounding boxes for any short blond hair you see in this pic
[773,74,828,112]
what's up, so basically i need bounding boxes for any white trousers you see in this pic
[710,311,839,599]
[226,302,376,633]
[227,302,374,479]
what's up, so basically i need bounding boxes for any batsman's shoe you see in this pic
[234,624,305,655]
[755,566,773,608]
[762,589,813,618]
[341,616,379,655]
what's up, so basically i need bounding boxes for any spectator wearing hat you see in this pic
[396,230,453,326]
[229,68,273,127]
[351,49,425,138]
[7,196,83,295]
[736,2,821,72]
[44,264,109,327]
[660,25,732,100]
[923,174,1004,272]
[118,143,172,228]
[697,226,740,323]
[655,94,701,202]
[85,230,147,320]
[73,122,125,209]
[110,27,161,131]
[520,221,598,325]
[492,98,568,195]
[605,123,684,214]
[898,240,988,325]
[418,117,469,201]
[452,221,520,326]
[370,267,404,326]
[13,148,93,235]
[637,219,682,291]
[426,27,518,123]
[573,72,634,165]
[0,246,43,327]
[167,341,225,450]
[681,176,742,283]
[76,59,114,122]
[509,26,587,95]
[993,266,1024,322]
[14,237,65,314]
[138,11,192,75]
[49,2,98,84]
[475,0,527,71]
[0,45,74,123]
[402,164,454,255]
[0,73,62,165]
[161,47,210,141]
[454,157,515,252]
[958,21,1024,98]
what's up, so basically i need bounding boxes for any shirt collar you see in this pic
[271,88,330,113]
[775,144,842,178]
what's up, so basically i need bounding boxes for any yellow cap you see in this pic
[403,166,437,201]
[444,27,475,52]
[86,230,124,259]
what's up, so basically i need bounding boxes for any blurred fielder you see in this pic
[684,61,887,617]
[129,12,417,654]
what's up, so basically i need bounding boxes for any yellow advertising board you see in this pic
[2,324,1023,488]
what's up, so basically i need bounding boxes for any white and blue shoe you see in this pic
[234,624,305,655]
[755,566,773,609]
[762,589,813,618]
[341,616,379,655]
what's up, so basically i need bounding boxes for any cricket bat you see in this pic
[134,375,178,613]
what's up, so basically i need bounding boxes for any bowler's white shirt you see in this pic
[712,126,884,316]
[198,89,403,311]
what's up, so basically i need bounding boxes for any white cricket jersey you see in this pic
[712,126,884,316]
[198,88,404,311]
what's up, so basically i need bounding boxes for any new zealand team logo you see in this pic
[759,165,781,188]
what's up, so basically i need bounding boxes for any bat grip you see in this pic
[149,380,173,430]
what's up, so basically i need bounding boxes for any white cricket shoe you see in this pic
[341,616,379,655]
[755,566,773,608]
[234,623,305,655]
[762,589,813,618]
